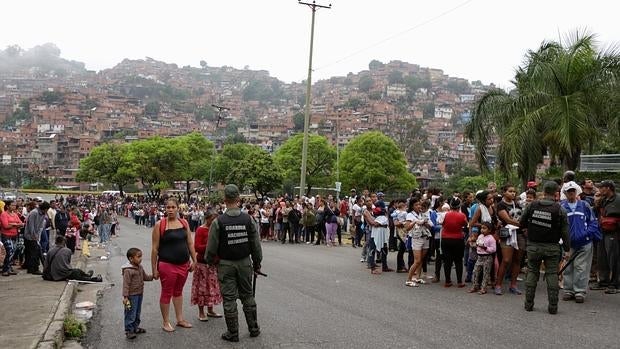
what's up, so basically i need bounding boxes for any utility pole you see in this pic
[208,104,228,193]
[298,0,331,198]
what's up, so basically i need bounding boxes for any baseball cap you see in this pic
[527,181,537,188]
[563,182,580,193]
[350,188,356,192]
[376,192,384,197]
[224,184,240,200]
[543,181,559,194]
[598,180,615,191]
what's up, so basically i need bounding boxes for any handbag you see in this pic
[499,227,510,239]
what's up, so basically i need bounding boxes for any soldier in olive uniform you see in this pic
[206,184,262,342]
[520,181,570,314]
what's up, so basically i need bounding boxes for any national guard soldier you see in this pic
[206,184,262,342]
[520,181,570,314]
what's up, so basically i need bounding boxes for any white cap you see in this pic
[563,182,580,193]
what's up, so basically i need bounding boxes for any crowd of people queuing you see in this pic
[2,171,618,341]
[0,193,120,278]
[153,171,616,315]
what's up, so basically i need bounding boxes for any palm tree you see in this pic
[467,30,620,184]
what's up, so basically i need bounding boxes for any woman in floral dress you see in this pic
[191,209,223,321]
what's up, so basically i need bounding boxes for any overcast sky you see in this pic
[2,0,618,89]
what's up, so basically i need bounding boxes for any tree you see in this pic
[422,103,435,118]
[226,145,282,199]
[388,70,404,84]
[126,137,182,200]
[41,90,63,104]
[273,134,336,195]
[466,30,620,185]
[369,59,384,70]
[224,133,247,145]
[174,132,214,199]
[404,74,431,91]
[292,112,305,131]
[392,119,427,164]
[339,131,416,192]
[213,143,257,185]
[145,101,160,118]
[76,143,135,197]
[358,76,374,92]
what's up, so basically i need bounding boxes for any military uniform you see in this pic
[520,187,570,314]
[206,185,262,342]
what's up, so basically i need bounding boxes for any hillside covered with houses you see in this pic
[0,44,496,189]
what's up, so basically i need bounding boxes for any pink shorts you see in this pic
[158,261,190,304]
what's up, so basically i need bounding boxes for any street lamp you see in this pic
[298,0,331,198]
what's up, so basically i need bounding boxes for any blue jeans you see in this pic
[40,229,49,253]
[99,224,111,243]
[124,294,143,332]
[367,237,377,268]
[1,236,16,273]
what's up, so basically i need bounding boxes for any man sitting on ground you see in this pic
[43,235,102,282]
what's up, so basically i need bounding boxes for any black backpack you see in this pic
[288,208,301,224]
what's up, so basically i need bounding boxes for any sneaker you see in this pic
[360,258,365,263]
[494,287,503,295]
[575,294,585,303]
[590,283,608,291]
[562,293,575,301]
[509,287,523,295]
[405,280,419,287]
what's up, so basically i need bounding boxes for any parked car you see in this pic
[1,191,16,201]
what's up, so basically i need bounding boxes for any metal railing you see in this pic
[580,154,620,172]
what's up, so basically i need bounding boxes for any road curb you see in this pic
[36,255,87,349]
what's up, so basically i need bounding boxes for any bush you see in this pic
[64,316,86,338]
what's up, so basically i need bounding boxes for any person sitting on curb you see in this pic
[43,235,102,282]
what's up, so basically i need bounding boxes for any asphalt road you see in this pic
[84,217,619,349]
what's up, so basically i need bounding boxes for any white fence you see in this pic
[580,154,620,172]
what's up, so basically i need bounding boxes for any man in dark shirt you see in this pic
[44,235,102,282]
[207,184,262,342]
[593,180,620,294]
[520,181,570,314]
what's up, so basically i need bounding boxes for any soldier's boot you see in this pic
[524,287,535,311]
[548,292,559,315]
[221,314,239,342]
[244,307,260,337]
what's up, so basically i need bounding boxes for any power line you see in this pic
[314,0,474,72]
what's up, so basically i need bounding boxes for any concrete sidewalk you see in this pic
[0,249,88,349]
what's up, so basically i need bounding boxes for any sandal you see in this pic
[478,289,487,295]
[207,312,223,318]
[176,320,193,328]
[162,323,175,332]
[199,316,209,322]
[468,287,479,293]
[134,328,146,334]
[371,268,382,275]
